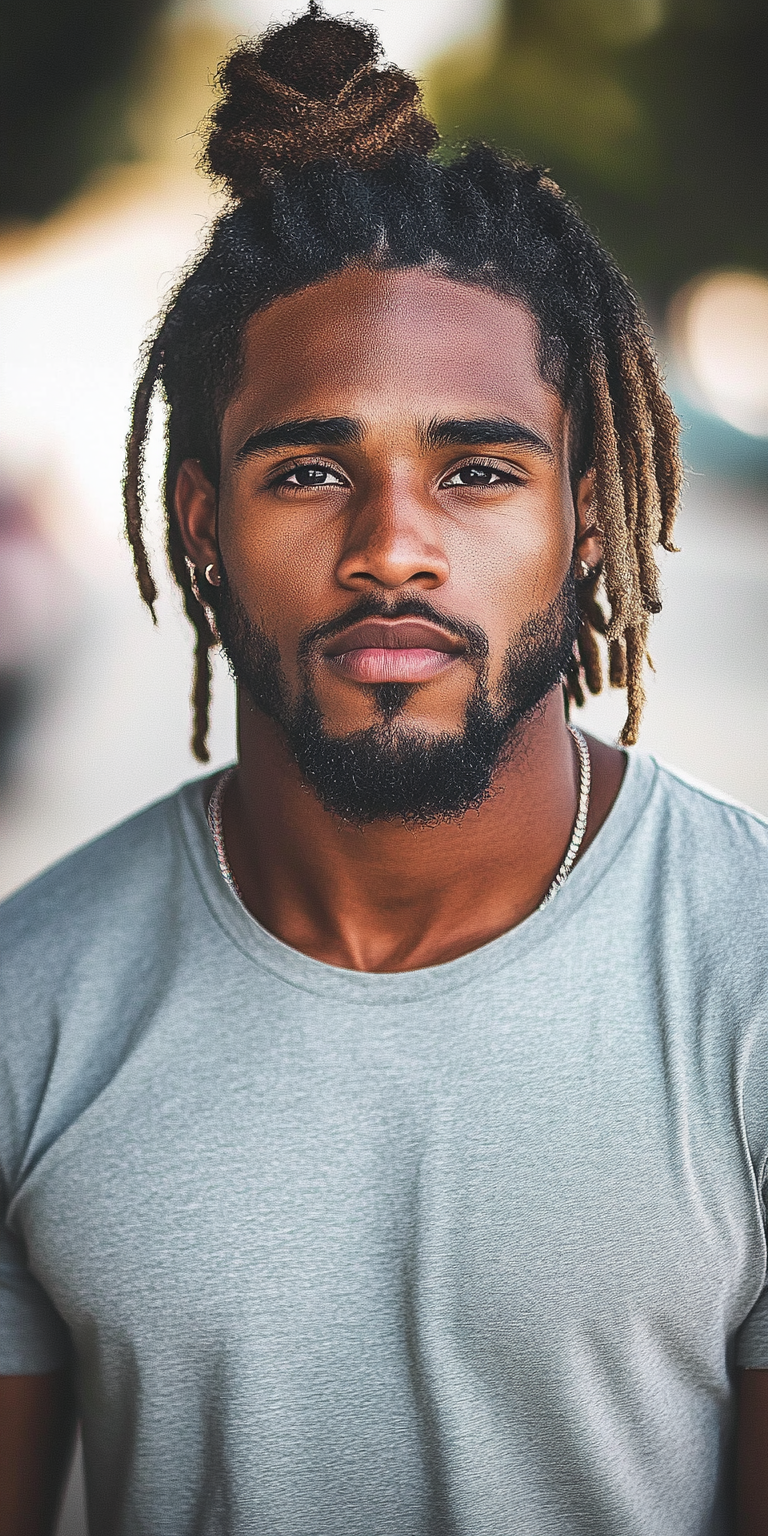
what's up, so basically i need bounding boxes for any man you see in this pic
[1,9,767,1533]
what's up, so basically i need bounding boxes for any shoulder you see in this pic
[622,753,768,986]
[0,780,208,959]
[586,747,768,978]
[645,754,768,879]
[0,778,211,1187]
[0,777,214,1038]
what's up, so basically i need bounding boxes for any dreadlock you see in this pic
[124,3,681,762]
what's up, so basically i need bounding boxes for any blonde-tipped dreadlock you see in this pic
[123,7,681,762]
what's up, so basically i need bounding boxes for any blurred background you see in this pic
[1,0,767,910]
[0,2,765,1529]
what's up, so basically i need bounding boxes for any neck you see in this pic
[220,689,622,973]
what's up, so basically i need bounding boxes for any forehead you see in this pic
[222,266,565,450]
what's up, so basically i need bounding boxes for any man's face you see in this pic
[183,267,595,821]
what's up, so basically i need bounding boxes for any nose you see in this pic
[335,474,449,592]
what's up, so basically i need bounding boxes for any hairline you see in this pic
[207,256,590,489]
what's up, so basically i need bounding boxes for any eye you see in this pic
[274,461,348,489]
[441,461,523,488]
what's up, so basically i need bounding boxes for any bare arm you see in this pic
[737,1368,768,1535]
[0,1371,76,1536]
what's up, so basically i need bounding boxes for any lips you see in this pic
[323,618,466,685]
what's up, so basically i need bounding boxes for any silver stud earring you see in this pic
[204,562,220,587]
[579,559,592,580]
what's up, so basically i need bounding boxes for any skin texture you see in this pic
[0,1370,75,1536]
[177,266,623,970]
[737,1370,768,1535]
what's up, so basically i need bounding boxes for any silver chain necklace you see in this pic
[207,764,242,903]
[207,725,591,915]
[538,725,591,906]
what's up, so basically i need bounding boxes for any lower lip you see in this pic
[329,648,460,684]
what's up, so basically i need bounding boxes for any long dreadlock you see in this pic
[124,4,681,763]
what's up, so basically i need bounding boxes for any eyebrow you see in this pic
[232,412,555,466]
[233,416,362,465]
[422,416,554,460]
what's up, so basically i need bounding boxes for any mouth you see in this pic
[323,617,467,685]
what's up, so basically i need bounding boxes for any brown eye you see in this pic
[443,462,519,488]
[457,465,496,485]
[283,463,346,488]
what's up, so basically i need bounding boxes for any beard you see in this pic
[215,576,580,826]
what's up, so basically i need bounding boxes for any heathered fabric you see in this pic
[1,750,768,1536]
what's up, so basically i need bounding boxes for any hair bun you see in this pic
[204,3,439,199]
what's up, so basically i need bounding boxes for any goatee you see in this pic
[215,579,580,826]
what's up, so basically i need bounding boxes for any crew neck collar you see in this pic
[176,748,658,1004]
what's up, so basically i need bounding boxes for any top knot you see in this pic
[203,3,440,200]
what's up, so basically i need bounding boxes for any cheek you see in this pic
[219,494,341,635]
[443,502,573,654]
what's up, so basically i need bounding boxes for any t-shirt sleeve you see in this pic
[0,1219,71,1374]
[0,870,79,1377]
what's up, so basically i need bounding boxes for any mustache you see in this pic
[296,593,489,666]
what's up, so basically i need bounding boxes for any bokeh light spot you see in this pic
[668,270,768,439]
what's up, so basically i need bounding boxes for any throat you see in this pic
[211,700,615,973]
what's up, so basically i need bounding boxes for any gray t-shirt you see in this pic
[1,750,768,1536]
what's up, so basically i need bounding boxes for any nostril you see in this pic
[346,570,442,588]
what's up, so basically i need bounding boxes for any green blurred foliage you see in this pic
[0,0,167,221]
[429,0,768,303]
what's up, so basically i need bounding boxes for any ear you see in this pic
[174,459,219,579]
[573,468,603,579]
